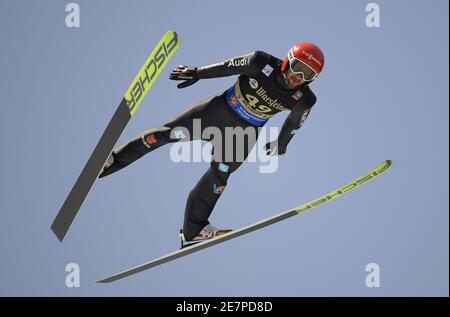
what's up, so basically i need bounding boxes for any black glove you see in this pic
[169,65,199,89]
[264,140,287,156]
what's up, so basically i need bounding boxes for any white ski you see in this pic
[97,160,393,283]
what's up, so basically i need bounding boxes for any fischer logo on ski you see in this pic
[125,32,179,115]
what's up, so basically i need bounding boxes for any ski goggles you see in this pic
[288,50,319,81]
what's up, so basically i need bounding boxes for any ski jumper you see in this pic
[99,50,317,240]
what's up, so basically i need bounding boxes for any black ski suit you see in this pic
[99,50,317,240]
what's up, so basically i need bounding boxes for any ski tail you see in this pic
[51,99,131,241]
[51,31,180,242]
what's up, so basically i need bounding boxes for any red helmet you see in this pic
[281,42,325,81]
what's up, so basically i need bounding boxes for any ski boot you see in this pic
[98,152,115,178]
[180,224,232,249]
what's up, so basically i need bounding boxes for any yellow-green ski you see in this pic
[51,31,180,242]
[98,160,393,283]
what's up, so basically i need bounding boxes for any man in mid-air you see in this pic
[99,42,325,247]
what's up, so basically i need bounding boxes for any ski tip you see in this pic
[382,159,394,171]
[165,30,180,42]
[167,30,178,36]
